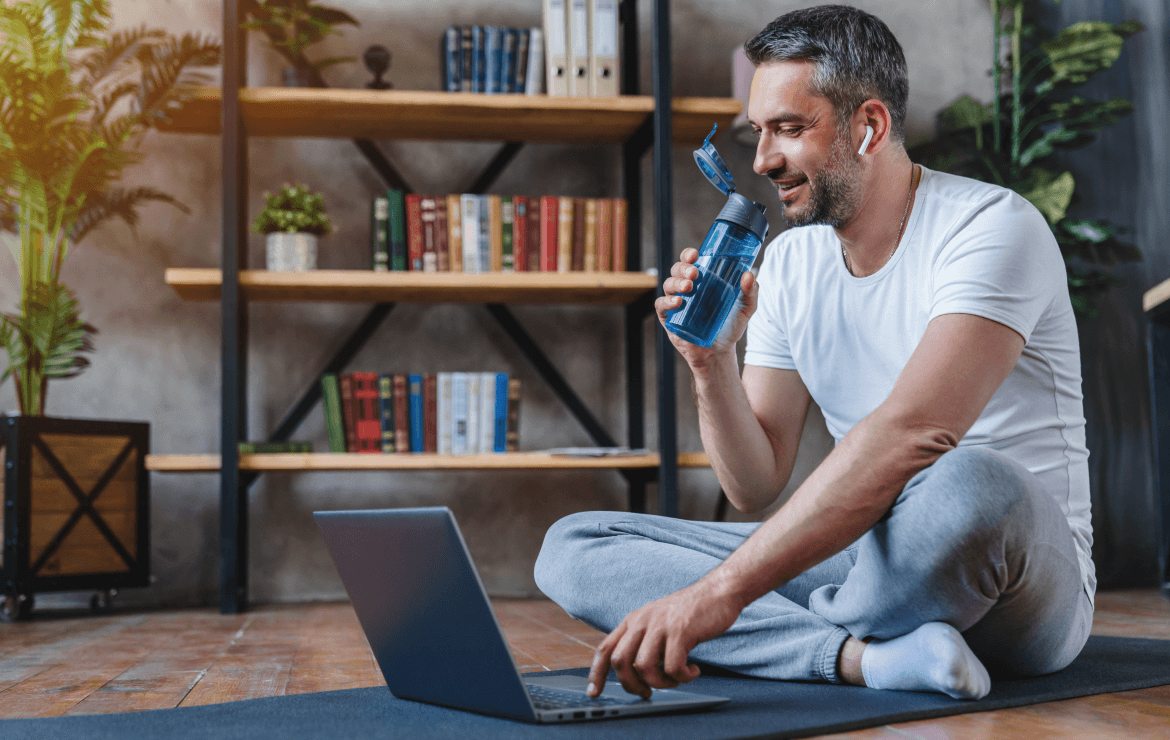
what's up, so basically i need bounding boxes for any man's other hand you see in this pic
[586,580,743,699]
[655,248,759,372]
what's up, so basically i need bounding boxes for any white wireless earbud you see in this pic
[858,125,874,155]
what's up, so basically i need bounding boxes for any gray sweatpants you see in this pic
[534,447,1093,684]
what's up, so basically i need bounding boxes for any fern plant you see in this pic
[910,0,1143,317]
[241,0,359,84]
[0,0,220,415]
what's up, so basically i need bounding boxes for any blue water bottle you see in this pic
[665,124,769,348]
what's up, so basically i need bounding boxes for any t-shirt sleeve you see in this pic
[743,236,797,369]
[929,192,1064,344]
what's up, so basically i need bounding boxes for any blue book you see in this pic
[451,372,469,454]
[378,374,395,453]
[471,26,485,93]
[408,374,424,453]
[484,26,502,94]
[501,28,517,93]
[442,26,461,92]
[493,372,508,453]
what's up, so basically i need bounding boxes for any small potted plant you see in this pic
[241,0,361,87]
[253,184,332,271]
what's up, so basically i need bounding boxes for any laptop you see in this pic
[314,507,730,723]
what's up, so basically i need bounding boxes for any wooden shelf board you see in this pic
[164,268,658,304]
[1144,278,1170,313]
[156,87,741,144]
[146,451,711,473]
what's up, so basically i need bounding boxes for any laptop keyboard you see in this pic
[525,684,633,710]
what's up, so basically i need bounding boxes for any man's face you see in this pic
[748,61,863,228]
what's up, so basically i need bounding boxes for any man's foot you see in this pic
[859,622,991,700]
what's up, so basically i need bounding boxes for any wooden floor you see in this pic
[0,591,1168,737]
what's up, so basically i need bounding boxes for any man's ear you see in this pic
[854,99,895,155]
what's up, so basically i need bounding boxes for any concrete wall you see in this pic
[0,0,994,608]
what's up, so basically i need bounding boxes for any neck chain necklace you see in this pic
[843,162,917,277]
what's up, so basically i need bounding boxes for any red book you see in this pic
[613,197,628,272]
[423,373,438,453]
[512,196,528,272]
[527,200,541,272]
[539,196,558,272]
[351,371,382,453]
[393,373,410,453]
[338,374,358,453]
[435,197,450,271]
[406,194,424,271]
[597,198,614,273]
[571,198,586,271]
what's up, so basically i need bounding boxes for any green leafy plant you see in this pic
[241,0,360,81]
[909,0,1143,317]
[251,183,332,236]
[0,0,220,415]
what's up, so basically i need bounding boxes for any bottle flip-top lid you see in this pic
[696,124,769,242]
[694,124,737,195]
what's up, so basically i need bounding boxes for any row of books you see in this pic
[320,372,521,455]
[371,194,630,273]
[545,0,620,96]
[441,26,544,95]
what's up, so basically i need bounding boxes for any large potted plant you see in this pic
[910,1,1143,317]
[241,0,360,87]
[0,0,219,620]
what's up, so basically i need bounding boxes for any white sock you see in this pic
[859,622,991,700]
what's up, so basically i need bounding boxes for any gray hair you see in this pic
[744,5,909,142]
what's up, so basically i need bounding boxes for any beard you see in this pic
[777,127,863,229]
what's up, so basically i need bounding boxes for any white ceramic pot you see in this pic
[265,232,318,271]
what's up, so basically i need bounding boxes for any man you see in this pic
[534,5,1093,701]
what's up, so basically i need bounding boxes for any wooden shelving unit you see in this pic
[164,268,658,304]
[156,87,739,144]
[146,452,711,473]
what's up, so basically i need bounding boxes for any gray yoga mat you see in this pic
[4,635,1169,740]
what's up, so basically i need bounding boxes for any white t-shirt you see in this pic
[744,166,1095,604]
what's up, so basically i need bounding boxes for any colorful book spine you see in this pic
[478,372,496,455]
[514,29,531,94]
[493,372,508,453]
[420,196,438,272]
[452,372,469,454]
[485,194,499,272]
[393,373,410,453]
[378,373,396,453]
[512,196,528,271]
[501,28,518,93]
[447,194,463,273]
[321,373,347,453]
[526,27,544,95]
[559,197,575,272]
[506,377,521,451]
[466,372,481,454]
[484,26,502,94]
[460,27,474,92]
[409,374,425,453]
[437,372,453,454]
[583,198,598,271]
[471,26,485,93]
[613,197,627,271]
[501,196,514,271]
[406,194,424,271]
[388,189,407,271]
[528,198,542,271]
[338,374,358,453]
[352,372,382,453]
[442,26,461,92]
[371,196,390,271]
[597,198,613,272]
[238,441,313,454]
[541,195,559,271]
[424,373,438,453]
[435,197,450,272]
[461,194,480,273]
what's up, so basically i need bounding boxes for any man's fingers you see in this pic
[670,261,699,280]
[633,629,676,691]
[609,628,652,699]
[662,635,698,684]
[587,624,626,697]
[680,248,699,263]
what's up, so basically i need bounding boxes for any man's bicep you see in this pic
[881,313,1025,443]
[742,365,813,480]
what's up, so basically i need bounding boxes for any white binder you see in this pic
[588,0,619,96]
[567,0,590,96]
[543,0,569,96]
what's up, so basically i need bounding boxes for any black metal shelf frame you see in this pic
[217,0,678,613]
